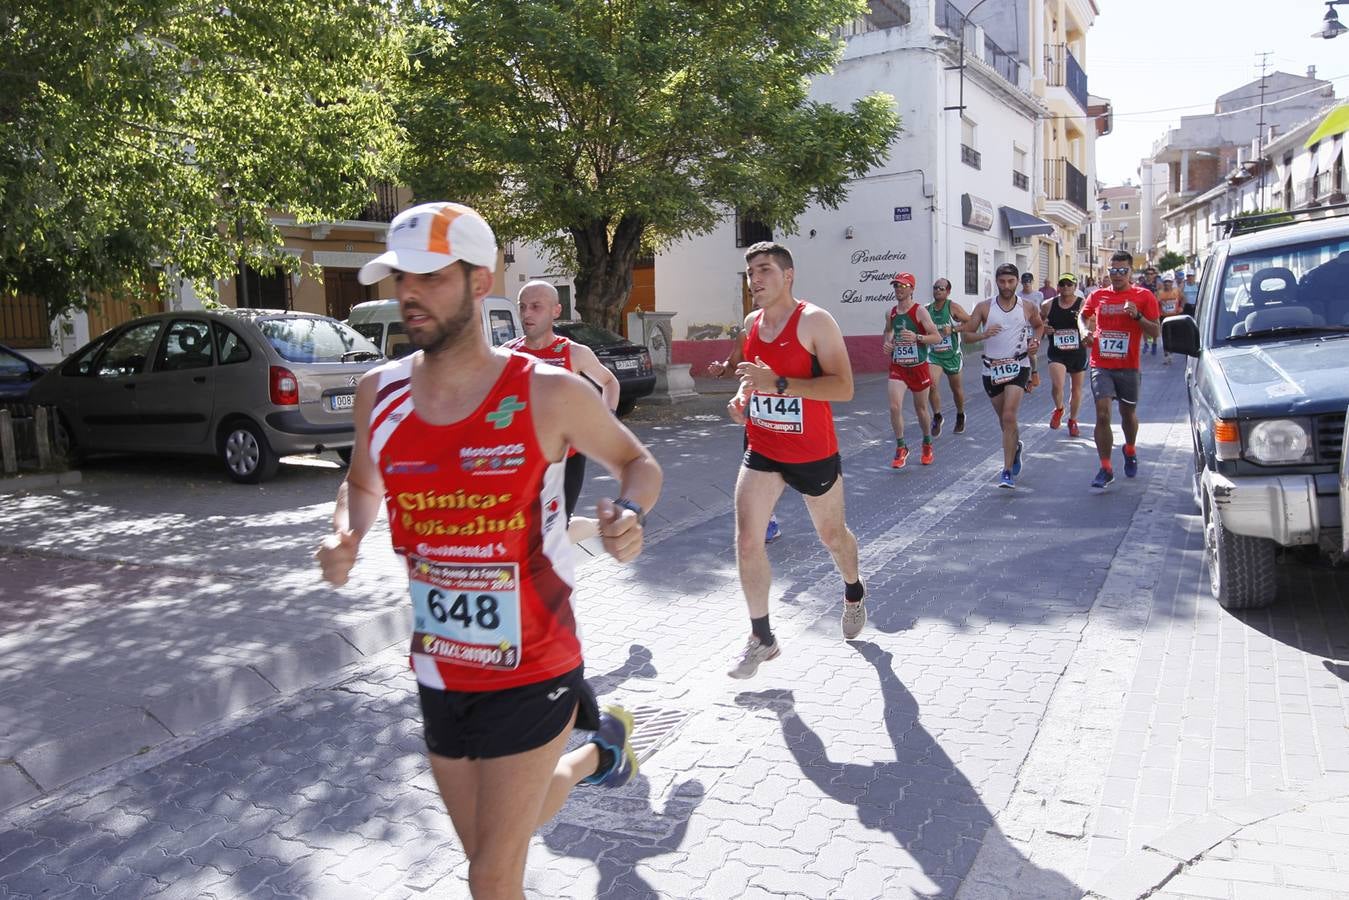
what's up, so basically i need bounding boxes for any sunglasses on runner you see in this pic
[1109,266,1131,275]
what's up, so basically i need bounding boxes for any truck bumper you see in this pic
[1204,469,1342,547]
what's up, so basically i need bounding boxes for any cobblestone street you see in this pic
[2,356,1347,899]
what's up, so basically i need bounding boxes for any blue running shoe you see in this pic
[998,469,1015,490]
[1123,451,1138,478]
[764,516,781,544]
[584,705,638,787]
[1011,441,1024,478]
[1091,467,1115,492]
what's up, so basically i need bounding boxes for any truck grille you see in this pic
[1315,413,1345,464]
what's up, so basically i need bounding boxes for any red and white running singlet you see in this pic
[505,335,574,371]
[504,336,579,458]
[368,352,580,692]
[743,301,839,463]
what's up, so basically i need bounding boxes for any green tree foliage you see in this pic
[1,1,406,317]
[1155,251,1187,273]
[400,0,899,330]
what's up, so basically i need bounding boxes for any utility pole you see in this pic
[1255,51,1272,211]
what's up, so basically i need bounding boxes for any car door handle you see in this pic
[193,376,207,384]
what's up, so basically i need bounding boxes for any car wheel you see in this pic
[221,420,279,484]
[336,447,352,466]
[50,412,82,467]
[615,397,637,418]
[1204,494,1278,609]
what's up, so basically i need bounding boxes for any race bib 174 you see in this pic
[1099,330,1130,358]
[410,559,522,671]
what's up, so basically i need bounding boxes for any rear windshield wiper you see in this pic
[341,349,381,361]
[1226,325,1349,342]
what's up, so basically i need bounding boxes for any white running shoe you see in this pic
[727,636,782,679]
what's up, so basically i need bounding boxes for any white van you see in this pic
[346,297,523,358]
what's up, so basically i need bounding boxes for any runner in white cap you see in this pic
[320,202,663,898]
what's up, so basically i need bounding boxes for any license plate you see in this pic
[329,393,355,411]
[614,358,638,370]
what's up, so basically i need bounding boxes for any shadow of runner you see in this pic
[736,641,1081,899]
[543,643,706,899]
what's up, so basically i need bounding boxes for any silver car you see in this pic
[29,309,382,483]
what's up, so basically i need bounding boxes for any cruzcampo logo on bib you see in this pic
[486,395,527,429]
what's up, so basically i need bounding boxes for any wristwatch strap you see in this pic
[613,497,646,526]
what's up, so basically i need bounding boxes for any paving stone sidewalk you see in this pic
[1,352,1345,898]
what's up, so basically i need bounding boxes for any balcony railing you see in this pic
[961,144,982,170]
[1045,44,1088,111]
[936,1,1022,88]
[1012,170,1029,190]
[356,181,400,223]
[1044,158,1088,212]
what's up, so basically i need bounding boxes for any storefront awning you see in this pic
[1001,207,1055,237]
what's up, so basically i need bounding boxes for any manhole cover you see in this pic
[628,705,692,762]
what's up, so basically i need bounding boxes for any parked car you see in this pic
[346,296,522,358]
[552,321,655,417]
[28,309,383,483]
[1163,210,1349,609]
[0,343,47,409]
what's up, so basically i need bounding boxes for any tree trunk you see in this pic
[570,213,646,334]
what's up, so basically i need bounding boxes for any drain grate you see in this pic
[628,705,693,763]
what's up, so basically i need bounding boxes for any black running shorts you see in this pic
[418,666,600,760]
[563,453,587,520]
[742,450,842,497]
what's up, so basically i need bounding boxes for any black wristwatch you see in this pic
[613,497,646,526]
[774,375,789,394]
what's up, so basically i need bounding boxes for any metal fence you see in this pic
[1044,158,1088,212]
[1045,44,1089,111]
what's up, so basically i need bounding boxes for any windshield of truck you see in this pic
[1215,235,1349,343]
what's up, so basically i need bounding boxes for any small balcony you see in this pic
[355,181,400,223]
[961,144,982,170]
[1012,170,1029,190]
[936,1,1022,88]
[1044,44,1088,112]
[1043,157,1088,219]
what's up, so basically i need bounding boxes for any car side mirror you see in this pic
[1162,316,1200,357]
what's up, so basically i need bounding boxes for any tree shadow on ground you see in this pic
[736,640,1080,899]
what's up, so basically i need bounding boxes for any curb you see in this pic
[0,605,411,815]
[0,470,81,494]
[1083,775,1349,899]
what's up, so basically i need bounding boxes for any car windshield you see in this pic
[557,322,626,346]
[1215,235,1349,343]
[257,317,380,363]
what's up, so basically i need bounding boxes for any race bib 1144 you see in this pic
[749,392,805,434]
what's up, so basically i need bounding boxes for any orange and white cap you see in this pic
[358,202,498,285]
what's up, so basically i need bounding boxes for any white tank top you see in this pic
[983,296,1029,363]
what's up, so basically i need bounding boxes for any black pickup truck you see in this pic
[1164,211,1349,609]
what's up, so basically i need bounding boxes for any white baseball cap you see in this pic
[357,202,498,285]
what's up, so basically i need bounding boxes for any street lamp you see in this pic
[1314,1,1348,38]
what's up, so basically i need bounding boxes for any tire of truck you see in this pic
[1204,492,1278,609]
